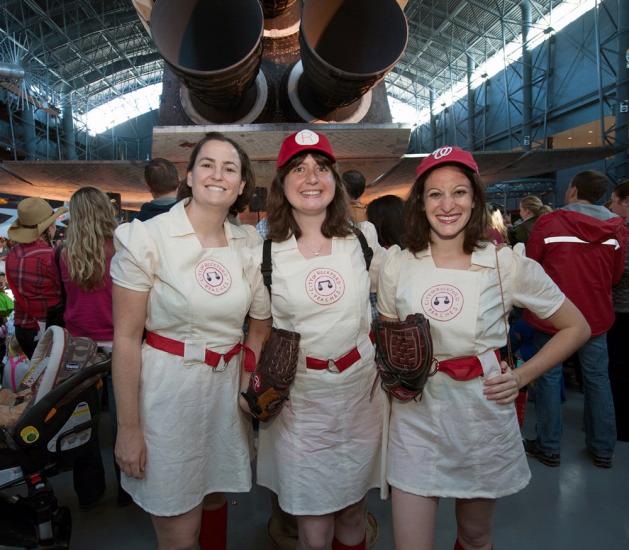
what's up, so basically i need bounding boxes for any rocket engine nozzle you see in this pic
[151,0,265,123]
[296,0,408,120]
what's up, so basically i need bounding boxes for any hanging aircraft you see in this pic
[0,0,616,211]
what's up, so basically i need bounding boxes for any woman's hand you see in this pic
[115,425,147,479]
[483,361,521,404]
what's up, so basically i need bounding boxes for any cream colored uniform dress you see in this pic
[110,201,270,516]
[257,232,386,516]
[377,243,564,499]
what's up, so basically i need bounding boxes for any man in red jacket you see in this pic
[524,171,626,468]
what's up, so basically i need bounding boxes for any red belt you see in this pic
[146,332,256,372]
[437,350,501,381]
[306,347,361,373]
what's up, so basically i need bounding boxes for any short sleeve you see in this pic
[376,245,403,319]
[358,220,387,293]
[110,220,158,292]
[243,244,271,320]
[509,248,565,319]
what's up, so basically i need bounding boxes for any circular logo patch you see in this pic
[305,268,345,305]
[295,129,320,145]
[421,284,464,321]
[196,260,231,295]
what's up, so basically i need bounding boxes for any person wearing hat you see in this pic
[5,197,66,359]
[376,146,590,550]
[254,130,385,550]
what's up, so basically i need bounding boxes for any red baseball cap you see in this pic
[277,130,336,168]
[415,146,479,180]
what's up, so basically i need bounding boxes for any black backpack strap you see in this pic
[352,227,373,271]
[261,239,272,296]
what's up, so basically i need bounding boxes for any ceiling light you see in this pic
[587,141,592,145]
[588,130,593,133]
[567,136,573,140]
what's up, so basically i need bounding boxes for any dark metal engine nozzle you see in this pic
[292,0,408,122]
[151,0,266,124]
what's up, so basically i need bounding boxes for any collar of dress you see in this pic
[414,242,497,269]
[270,233,347,253]
[166,200,243,241]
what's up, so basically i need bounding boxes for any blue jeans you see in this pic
[533,331,616,458]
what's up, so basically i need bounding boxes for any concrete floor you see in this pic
[6,387,628,550]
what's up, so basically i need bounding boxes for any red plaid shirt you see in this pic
[5,240,61,330]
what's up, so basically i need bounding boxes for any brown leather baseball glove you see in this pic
[373,313,435,402]
[241,327,300,421]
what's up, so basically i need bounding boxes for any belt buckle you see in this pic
[214,354,229,373]
[327,359,339,373]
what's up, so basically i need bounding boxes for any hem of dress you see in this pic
[386,474,530,500]
[123,483,252,517]
[257,480,380,516]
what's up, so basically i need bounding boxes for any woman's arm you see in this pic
[112,284,149,479]
[484,298,590,404]
[239,316,272,413]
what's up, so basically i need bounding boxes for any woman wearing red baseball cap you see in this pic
[254,129,385,550]
[377,146,589,549]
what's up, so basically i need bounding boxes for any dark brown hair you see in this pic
[613,179,629,200]
[144,157,179,196]
[366,194,405,248]
[177,132,255,216]
[342,170,366,200]
[266,152,352,242]
[570,170,609,204]
[403,165,487,255]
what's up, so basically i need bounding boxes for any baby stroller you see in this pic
[0,326,111,549]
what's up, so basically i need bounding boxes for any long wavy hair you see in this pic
[266,152,352,242]
[65,187,117,290]
[403,166,487,255]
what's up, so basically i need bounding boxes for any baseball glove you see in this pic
[241,327,300,421]
[373,313,435,402]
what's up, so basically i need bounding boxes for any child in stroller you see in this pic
[0,325,111,549]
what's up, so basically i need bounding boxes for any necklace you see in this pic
[301,239,326,257]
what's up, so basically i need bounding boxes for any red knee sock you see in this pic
[332,536,366,550]
[198,502,227,550]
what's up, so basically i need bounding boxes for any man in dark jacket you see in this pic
[524,171,626,468]
[137,157,179,221]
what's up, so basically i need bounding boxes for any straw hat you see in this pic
[8,198,67,244]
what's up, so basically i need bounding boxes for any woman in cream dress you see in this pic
[255,130,385,550]
[377,146,590,550]
[111,133,270,550]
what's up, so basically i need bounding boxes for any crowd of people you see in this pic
[0,131,626,550]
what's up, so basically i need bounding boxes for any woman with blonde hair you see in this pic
[61,186,117,339]
[508,195,552,245]
[57,186,118,508]
[486,204,507,245]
